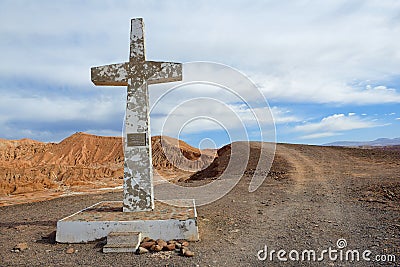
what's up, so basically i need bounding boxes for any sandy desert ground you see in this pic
[0,137,399,266]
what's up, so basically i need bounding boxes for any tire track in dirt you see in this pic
[268,144,353,247]
[275,145,346,198]
[277,145,325,190]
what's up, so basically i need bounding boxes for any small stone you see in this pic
[12,243,28,252]
[183,249,194,257]
[165,243,176,251]
[140,241,156,249]
[167,240,176,244]
[181,247,187,255]
[153,245,162,252]
[181,241,189,247]
[14,225,27,231]
[142,237,152,243]
[66,247,75,254]
[156,239,167,248]
[175,243,182,249]
[136,247,149,254]
[185,250,195,257]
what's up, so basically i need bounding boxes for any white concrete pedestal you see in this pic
[56,200,199,243]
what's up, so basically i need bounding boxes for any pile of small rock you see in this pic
[136,237,194,257]
[11,243,28,253]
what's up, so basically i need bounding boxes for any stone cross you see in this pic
[91,18,182,212]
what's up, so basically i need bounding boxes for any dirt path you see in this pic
[0,143,398,266]
[277,145,347,229]
[193,144,399,266]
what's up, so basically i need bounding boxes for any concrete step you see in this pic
[106,231,141,245]
[103,232,141,253]
[103,243,139,253]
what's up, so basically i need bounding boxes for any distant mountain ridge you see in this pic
[324,137,400,147]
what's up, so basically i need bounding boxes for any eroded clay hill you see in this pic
[0,133,215,196]
[188,141,285,181]
[152,135,216,173]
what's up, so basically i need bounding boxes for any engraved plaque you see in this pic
[127,133,146,147]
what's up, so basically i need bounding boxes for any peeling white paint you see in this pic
[91,18,182,212]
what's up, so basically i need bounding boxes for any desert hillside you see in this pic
[0,141,398,266]
[0,133,215,198]
[152,135,216,175]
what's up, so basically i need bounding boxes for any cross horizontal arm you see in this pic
[147,62,182,85]
[91,61,182,87]
[91,63,129,86]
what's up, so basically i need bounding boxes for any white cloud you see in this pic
[300,132,340,140]
[1,0,400,142]
[296,112,396,140]
[256,73,400,104]
[294,113,384,139]
[0,0,399,103]
[0,90,125,141]
[150,86,297,139]
[151,99,273,136]
[270,107,301,124]
[368,85,395,92]
[396,118,400,120]
[0,94,124,123]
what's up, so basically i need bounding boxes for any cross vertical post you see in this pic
[91,18,182,212]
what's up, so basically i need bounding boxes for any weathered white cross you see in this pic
[91,18,182,212]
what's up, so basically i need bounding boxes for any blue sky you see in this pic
[0,0,399,147]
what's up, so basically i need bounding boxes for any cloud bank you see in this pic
[0,0,399,144]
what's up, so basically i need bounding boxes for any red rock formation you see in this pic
[152,136,216,173]
[0,133,216,196]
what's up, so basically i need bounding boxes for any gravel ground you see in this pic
[0,143,399,266]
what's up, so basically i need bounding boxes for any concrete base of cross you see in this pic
[55,200,199,243]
